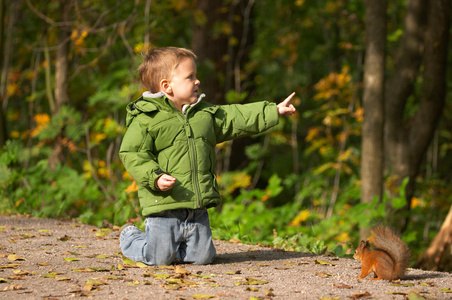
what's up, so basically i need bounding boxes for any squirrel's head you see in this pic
[353,240,370,259]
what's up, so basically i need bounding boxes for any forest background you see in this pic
[0,0,451,272]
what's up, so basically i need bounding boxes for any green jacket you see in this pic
[119,92,279,216]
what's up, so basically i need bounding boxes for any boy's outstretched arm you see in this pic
[277,92,296,116]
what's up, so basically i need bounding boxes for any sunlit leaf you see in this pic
[315,260,336,266]
[235,277,268,285]
[7,254,25,261]
[64,257,79,262]
[175,265,190,275]
[55,276,71,281]
[317,272,334,278]
[192,294,215,299]
[0,263,21,269]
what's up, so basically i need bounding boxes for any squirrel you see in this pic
[353,225,410,280]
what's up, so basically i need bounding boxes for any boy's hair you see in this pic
[138,47,197,93]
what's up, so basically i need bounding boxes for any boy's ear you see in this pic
[160,79,172,94]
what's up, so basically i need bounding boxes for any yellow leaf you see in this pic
[315,260,336,266]
[229,238,241,244]
[136,262,148,269]
[64,258,79,262]
[175,265,190,275]
[289,209,310,226]
[125,180,138,194]
[7,254,25,261]
[55,276,71,281]
[122,257,136,266]
[192,294,215,299]
[316,272,334,278]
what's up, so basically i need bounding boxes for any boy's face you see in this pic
[167,57,200,110]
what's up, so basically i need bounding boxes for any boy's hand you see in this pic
[277,92,296,116]
[156,174,176,191]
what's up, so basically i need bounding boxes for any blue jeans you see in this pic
[120,208,216,265]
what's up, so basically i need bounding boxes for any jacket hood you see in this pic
[125,91,205,127]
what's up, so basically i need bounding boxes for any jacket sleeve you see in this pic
[119,117,162,191]
[213,101,279,143]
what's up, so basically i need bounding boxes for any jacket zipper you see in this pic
[178,109,202,208]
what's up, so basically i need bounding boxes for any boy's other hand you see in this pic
[277,92,296,116]
[156,174,176,191]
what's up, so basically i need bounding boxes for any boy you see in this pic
[119,47,296,265]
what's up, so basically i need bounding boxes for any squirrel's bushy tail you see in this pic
[368,226,411,280]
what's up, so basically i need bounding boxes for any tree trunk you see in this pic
[384,0,427,231]
[415,0,451,272]
[49,0,72,169]
[53,0,72,114]
[416,205,452,271]
[360,1,386,240]
[192,0,255,172]
[192,0,229,105]
[0,0,7,147]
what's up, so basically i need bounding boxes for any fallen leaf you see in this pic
[350,291,371,299]
[38,262,50,266]
[83,280,108,291]
[192,294,215,299]
[421,282,435,287]
[387,292,409,296]
[0,278,11,283]
[235,277,268,286]
[41,272,64,278]
[8,284,24,291]
[229,238,242,244]
[136,262,148,269]
[122,257,136,267]
[20,233,35,239]
[0,263,21,269]
[226,270,241,275]
[334,282,353,289]
[55,276,71,281]
[315,260,336,266]
[265,289,275,296]
[7,254,25,261]
[391,283,414,287]
[95,229,112,238]
[316,272,334,278]
[407,291,426,300]
[13,269,31,276]
[57,235,71,242]
[104,275,121,280]
[175,265,191,275]
[64,257,79,262]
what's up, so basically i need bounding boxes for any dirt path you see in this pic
[0,215,451,299]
